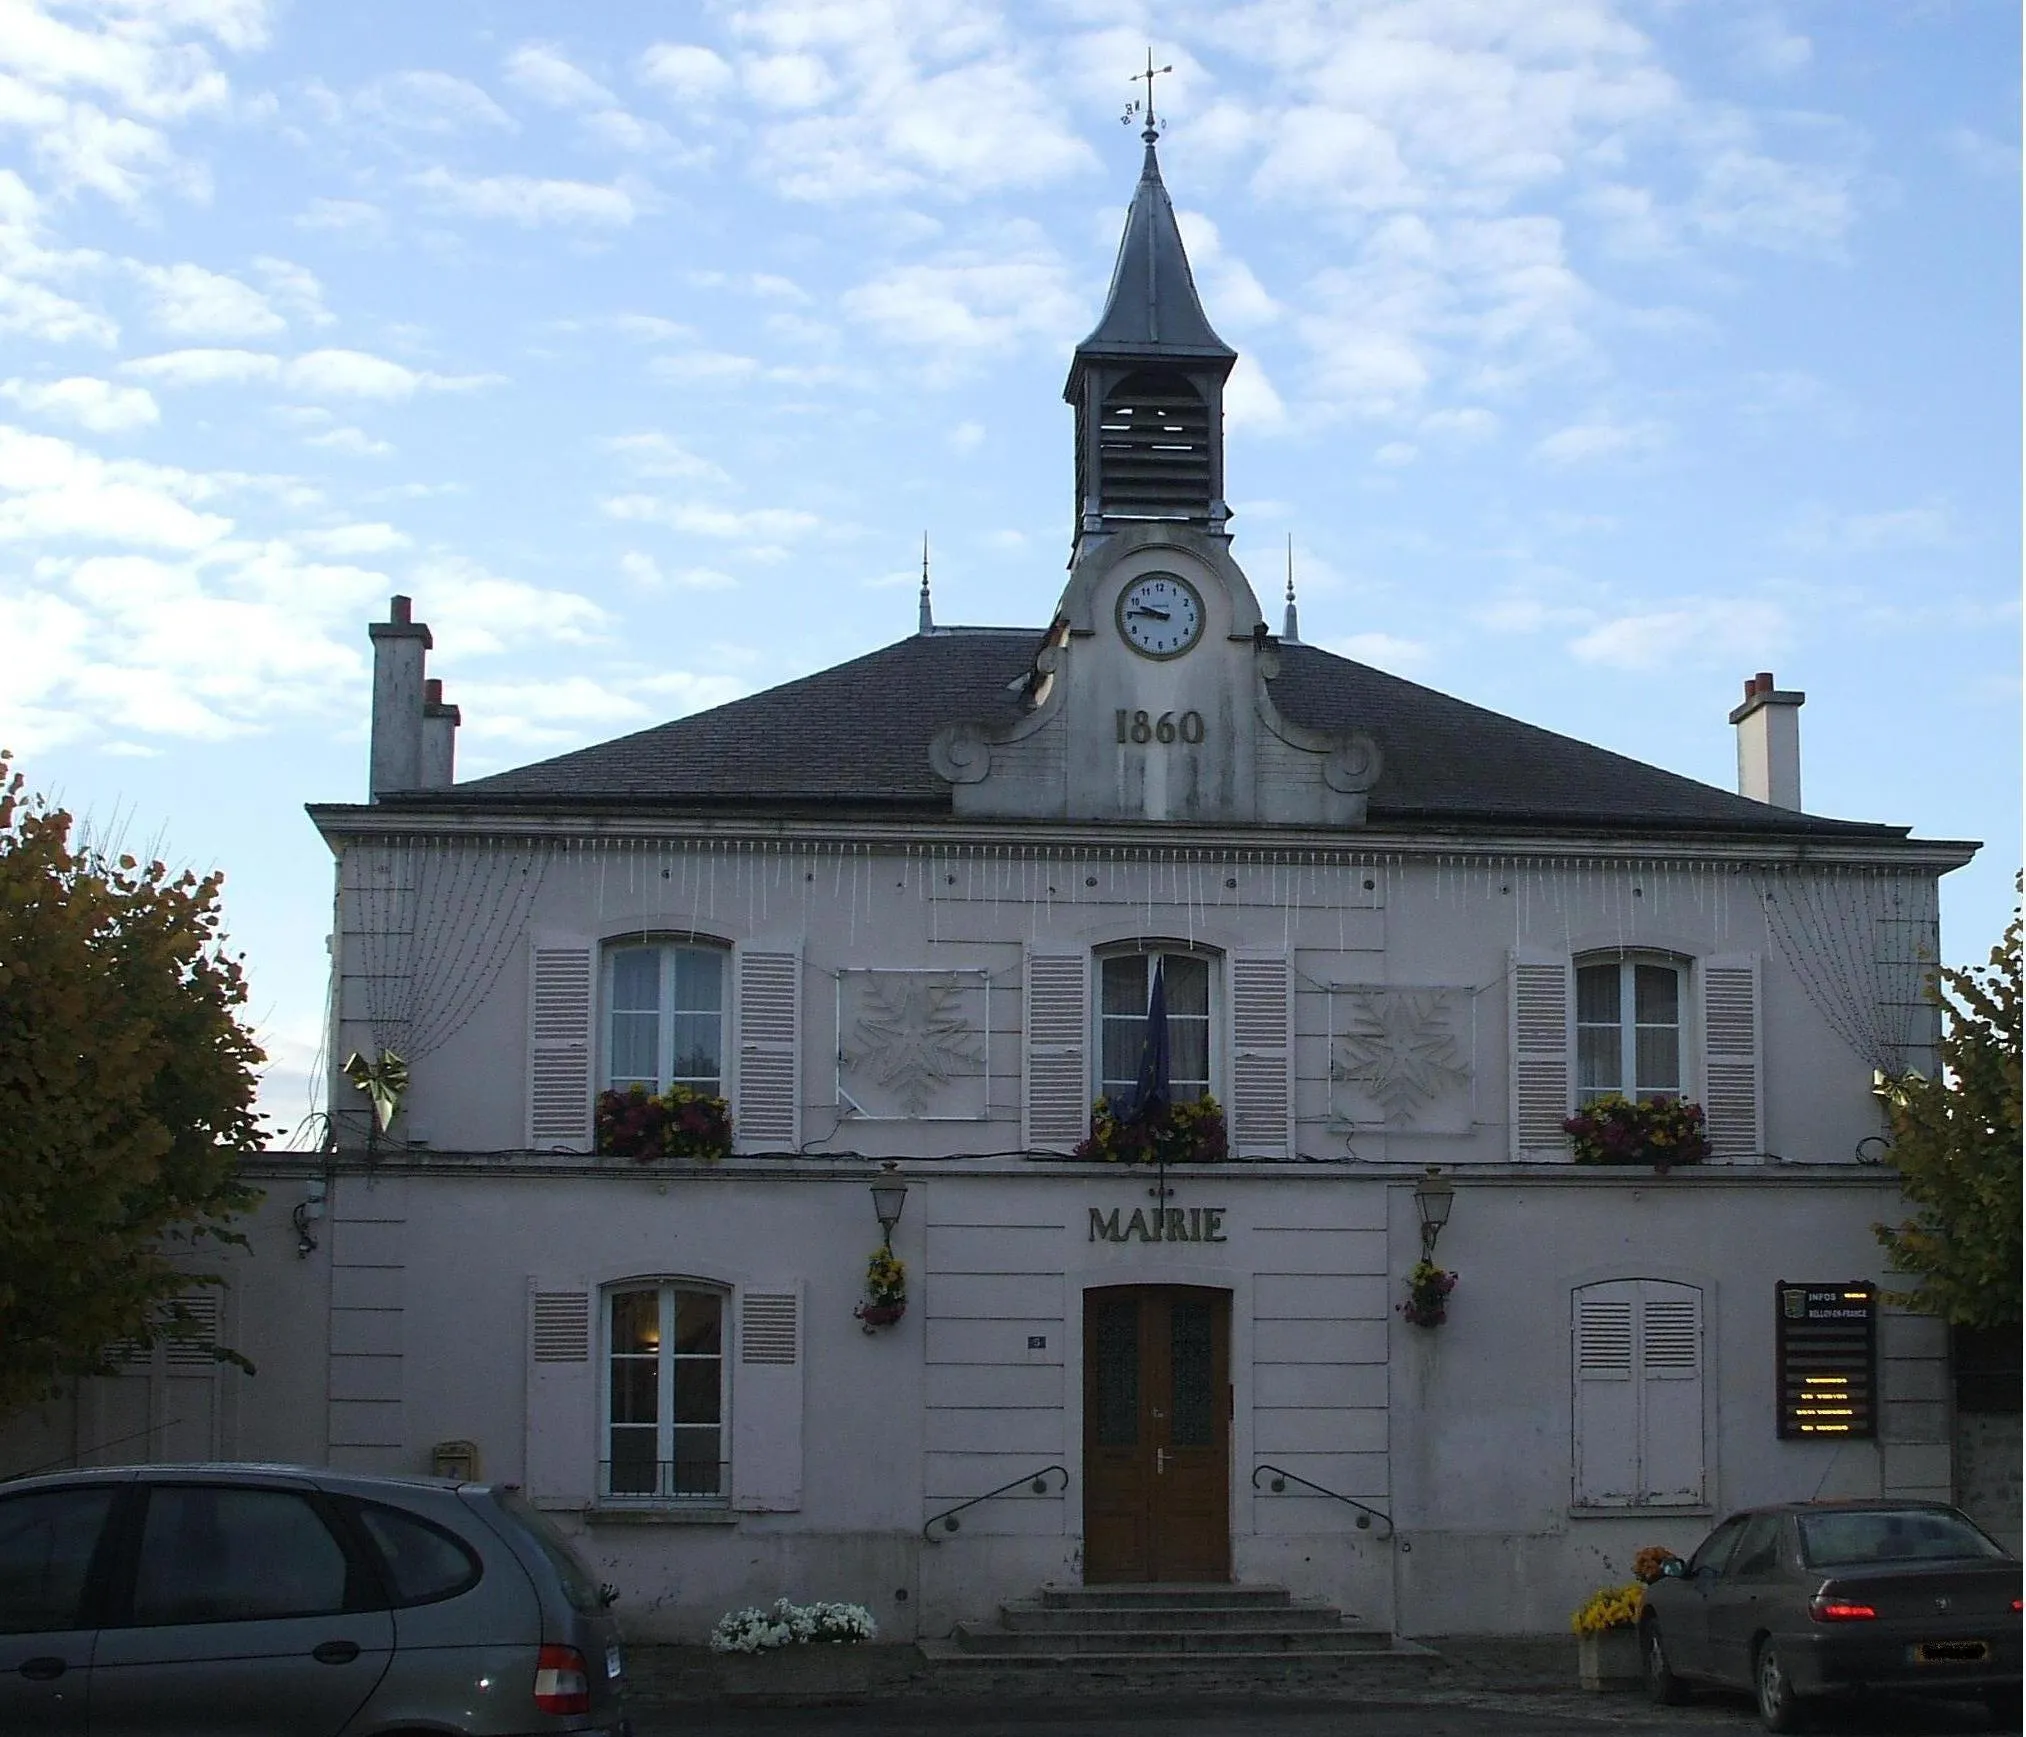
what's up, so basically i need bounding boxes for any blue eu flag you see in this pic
[1128,957,1171,1125]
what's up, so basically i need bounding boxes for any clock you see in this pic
[1114,572,1205,660]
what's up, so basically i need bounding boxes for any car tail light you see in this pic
[2013,1598,2022,1613]
[1810,1596,1877,1622]
[533,1644,591,1715]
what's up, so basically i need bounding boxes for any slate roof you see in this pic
[409,629,1914,842]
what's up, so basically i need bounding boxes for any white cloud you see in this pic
[295,196,386,235]
[0,424,232,549]
[1,374,157,431]
[1225,355,1287,432]
[350,70,515,135]
[300,521,410,555]
[122,346,280,385]
[605,431,729,483]
[503,43,615,109]
[1374,441,1417,468]
[843,235,1081,365]
[304,425,393,456]
[285,349,498,399]
[134,260,283,338]
[646,349,758,384]
[1784,502,1954,555]
[0,271,116,345]
[619,549,736,590]
[407,555,609,655]
[1420,406,1499,443]
[1943,125,2021,179]
[636,43,734,101]
[411,166,636,227]
[947,420,984,453]
[1569,600,1787,670]
[1330,631,1431,670]
[1532,416,1667,467]
[252,255,333,326]
[601,495,821,542]
[1729,15,1812,78]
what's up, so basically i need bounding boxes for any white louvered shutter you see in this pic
[525,1280,596,1508]
[1573,1285,1638,1505]
[734,946,801,1152]
[731,1284,803,1512]
[1023,950,1089,1150]
[1701,954,1762,1163]
[526,938,595,1151]
[1229,952,1293,1159]
[1511,949,1573,1161]
[1640,1286,1706,1504]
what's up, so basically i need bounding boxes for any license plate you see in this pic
[607,1642,624,1679]
[1915,1640,1989,1664]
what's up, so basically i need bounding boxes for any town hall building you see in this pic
[3,121,1990,1643]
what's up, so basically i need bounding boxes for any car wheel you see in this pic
[1754,1638,1804,1733]
[1642,1619,1688,1706]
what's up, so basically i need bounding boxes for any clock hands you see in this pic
[1128,604,1172,621]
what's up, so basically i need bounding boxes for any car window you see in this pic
[351,1502,481,1606]
[1799,1508,2010,1567]
[0,1487,114,1634]
[1729,1513,1784,1578]
[490,1491,601,1614]
[129,1486,351,1626]
[1689,1515,1749,1576]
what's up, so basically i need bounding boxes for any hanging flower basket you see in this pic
[1075,1095,1229,1164]
[856,1247,906,1332]
[1563,1095,1710,1171]
[1398,1259,1457,1327]
[595,1085,733,1162]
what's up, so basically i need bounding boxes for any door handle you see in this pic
[312,1640,361,1666]
[18,1656,66,1681]
[1155,1448,1169,1475]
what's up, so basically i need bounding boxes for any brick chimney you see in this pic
[367,595,432,800]
[421,677,460,789]
[1728,670,1805,809]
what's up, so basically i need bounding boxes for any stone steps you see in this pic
[929,1580,1431,1689]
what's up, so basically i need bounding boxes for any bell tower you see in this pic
[1064,109,1237,547]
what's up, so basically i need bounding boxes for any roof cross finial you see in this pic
[1124,47,1174,144]
[918,531,934,634]
[1283,534,1301,642]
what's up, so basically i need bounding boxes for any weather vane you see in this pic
[1122,47,1173,142]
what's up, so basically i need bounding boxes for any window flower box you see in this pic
[1074,1094,1229,1165]
[595,1085,733,1162]
[1563,1094,1710,1172]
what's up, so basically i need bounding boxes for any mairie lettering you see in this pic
[1088,1205,1226,1244]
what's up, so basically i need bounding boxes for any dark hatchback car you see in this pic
[1640,1500,2021,1731]
[0,1462,632,1736]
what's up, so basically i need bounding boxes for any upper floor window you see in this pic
[606,942,726,1097]
[606,1283,724,1501]
[1576,954,1683,1106]
[1099,949,1212,1106]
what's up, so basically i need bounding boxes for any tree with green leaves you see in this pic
[0,753,265,1414]
[1874,889,2022,1329]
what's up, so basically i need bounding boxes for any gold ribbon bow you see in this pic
[342,1048,409,1134]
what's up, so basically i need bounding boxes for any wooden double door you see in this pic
[1082,1285,1232,1582]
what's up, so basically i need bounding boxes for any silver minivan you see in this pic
[0,1462,632,1736]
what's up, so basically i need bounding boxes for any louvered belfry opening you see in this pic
[1097,370,1212,521]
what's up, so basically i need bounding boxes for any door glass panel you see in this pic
[1729,1513,1783,1578]
[1092,1297,1139,1447]
[1169,1299,1215,1446]
[130,1486,349,1625]
[0,1487,113,1632]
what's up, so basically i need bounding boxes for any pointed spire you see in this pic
[917,533,934,634]
[1283,536,1301,642]
[1073,131,1233,364]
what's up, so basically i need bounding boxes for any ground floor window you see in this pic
[605,1284,724,1500]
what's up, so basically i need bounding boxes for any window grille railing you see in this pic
[598,1460,730,1503]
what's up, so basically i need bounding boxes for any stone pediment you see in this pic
[930,525,1380,827]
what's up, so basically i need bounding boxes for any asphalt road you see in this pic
[655,1686,2006,1737]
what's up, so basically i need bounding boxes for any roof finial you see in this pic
[918,532,934,634]
[1283,534,1301,642]
[1125,47,1173,145]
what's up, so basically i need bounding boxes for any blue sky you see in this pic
[0,0,2017,1140]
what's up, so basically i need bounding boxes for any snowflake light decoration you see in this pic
[841,974,984,1117]
[1332,988,1469,1123]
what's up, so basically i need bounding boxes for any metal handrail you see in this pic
[1252,1464,1395,1538]
[923,1464,1068,1543]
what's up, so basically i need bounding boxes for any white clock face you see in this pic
[1115,572,1205,660]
